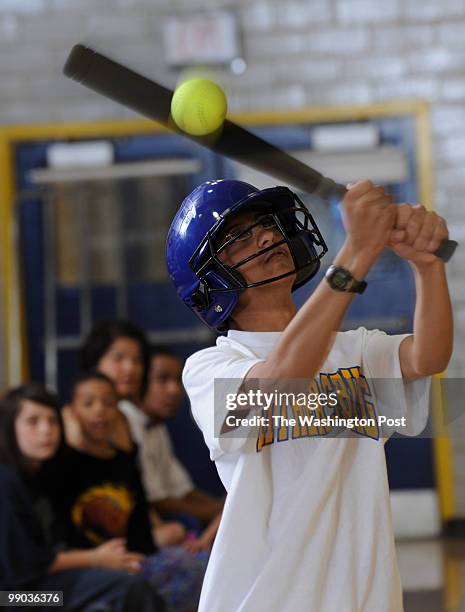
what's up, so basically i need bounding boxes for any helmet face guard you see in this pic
[166,180,328,332]
[188,193,327,328]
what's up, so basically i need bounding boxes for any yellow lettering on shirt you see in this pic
[256,364,380,452]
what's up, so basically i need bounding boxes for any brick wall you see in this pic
[0,0,464,377]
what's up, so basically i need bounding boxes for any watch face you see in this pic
[332,270,348,289]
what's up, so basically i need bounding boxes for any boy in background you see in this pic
[121,346,223,552]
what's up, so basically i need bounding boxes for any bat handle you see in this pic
[434,239,457,262]
[330,182,457,263]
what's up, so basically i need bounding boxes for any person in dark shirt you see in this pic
[55,441,155,555]
[63,319,187,548]
[0,383,165,611]
[52,372,207,612]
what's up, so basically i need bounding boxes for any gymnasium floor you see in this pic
[398,538,465,611]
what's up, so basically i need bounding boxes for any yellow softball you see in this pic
[171,78,227,136]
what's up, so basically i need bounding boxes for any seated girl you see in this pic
[0,383,164,612]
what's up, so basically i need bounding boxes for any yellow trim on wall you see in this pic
[1,119,165,141]
[231,99,431,125]
[444,554,464,612]
[432,375,456,520]
[0,139,16,387]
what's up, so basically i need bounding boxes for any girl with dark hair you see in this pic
[80,319,150,400]
[0,383,165,612]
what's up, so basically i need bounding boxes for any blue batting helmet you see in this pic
[165,179,327,331]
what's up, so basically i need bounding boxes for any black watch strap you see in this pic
[325,265,367,294]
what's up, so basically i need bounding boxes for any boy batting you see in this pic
[165,179,452,612]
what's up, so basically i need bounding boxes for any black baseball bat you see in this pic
[63,44,457,262]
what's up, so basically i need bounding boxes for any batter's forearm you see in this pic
[410,260,453,375]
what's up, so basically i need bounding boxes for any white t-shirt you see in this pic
[119,400,194,503]
[183,327,430,612]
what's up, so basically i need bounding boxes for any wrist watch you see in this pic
[325,265,367,294]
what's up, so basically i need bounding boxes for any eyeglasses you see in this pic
[219,214,279,247]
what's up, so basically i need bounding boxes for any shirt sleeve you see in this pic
[183,347,263,460]
[139,437,166,502]
[118,401,144,446]
[141,427,193,502]
[362,328,431,439]
[0,468,56,589]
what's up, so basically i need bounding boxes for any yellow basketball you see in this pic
[171,78,227,136]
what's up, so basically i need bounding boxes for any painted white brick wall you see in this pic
[336,0,400,24]
[372,25,434,50]
[403,0,465,21]
[0,0,463,410]
[307,28,370,54]
[276,1,332,27]
[0,0,45,13]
